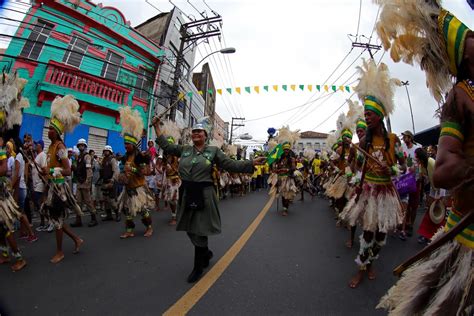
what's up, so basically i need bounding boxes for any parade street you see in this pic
[1,191,424,316]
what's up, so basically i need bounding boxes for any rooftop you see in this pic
[300,131,329,139]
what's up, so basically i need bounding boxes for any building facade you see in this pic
[1,0,163,154]
[136,9,205,131]
[212,112,226,144]
[192,62,216,119]
[296,131,329,153]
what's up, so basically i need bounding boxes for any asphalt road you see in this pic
[0,190,425,316]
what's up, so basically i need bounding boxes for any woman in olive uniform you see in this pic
[153,117,265,283]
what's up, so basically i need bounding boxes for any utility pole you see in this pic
[229,117,245,144]
[351,39,394,132]
[401,80,416,134]
[169,15,222,123]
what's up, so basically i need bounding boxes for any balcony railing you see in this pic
[44,61,130,105]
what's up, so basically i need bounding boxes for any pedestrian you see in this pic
[117,107,154,239]
[32,140,51,232]
[40,95,83,264]
[99,145,120,221]
[153,116,265,283]
[154,155,164,211]
[375,2,473,314]
[71,139,97,227]
[339,59,406,288]
[91,151,102,212]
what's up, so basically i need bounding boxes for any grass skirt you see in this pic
[269,174,298,200]
[163,178,181,201]
[41,182,82,229]
[0,183,21,231]
[339,182,403,233]
[377,229,473,316]
[118,186,155,217]
[327,173,348,199]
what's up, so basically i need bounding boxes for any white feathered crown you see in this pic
[50,95,81,135]
[119,106,143,146]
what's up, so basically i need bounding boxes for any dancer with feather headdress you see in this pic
[268,126,299,217]
[338,59,405,288]
[0,73,31,271]
[117,107,155,239]
[41,94,84,264]
[373,1,474,314]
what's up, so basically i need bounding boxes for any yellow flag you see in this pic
[308,85,313,92]
[217,89,222,95]
[254,86,260,94]
[198,90,204,95]
[290,84,296,91]
[236,87,241,94]
[178,92,185,100]
[339,86,344,92]
[273,85,278,92]
[324,85,329,92]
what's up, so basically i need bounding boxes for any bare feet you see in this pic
[168,218,177,226]
[120,232,135,239]
[349,270,364,288]
[50,252,65,264]
[144,227,153,238]
[0,256,11,264]
[367,265,376,280]
[11,259,27,272]
[345,239,353,249]
[282,211,288,217]
[73,238,84,254]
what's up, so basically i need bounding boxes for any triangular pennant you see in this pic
[345,86,350,93]
[198,91,204,95]
[178,92,185,100]
[324,85,329,92]
[299,85,304,91]
[282,85,287,91]
[307,85,313,92]
[187,91,193,97]
[226,88,232,94]
[290,84,296,91]
[273,85,278,92]
[331,85,337,92]
[316,85,321,91]
[236,87,241,94]
[339,86,344,92]
[264,85,269,92]
[208,89,213,95]
[245,87,251,93]
[217,89,222,95]
[254,86,260,94]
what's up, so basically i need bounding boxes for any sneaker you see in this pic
[27,235,38,243]
[46,223,55,233]
[417,236,428,244]
[35,225,46,232]
[399,231,407,241]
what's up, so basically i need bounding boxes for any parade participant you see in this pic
[300,148,315,200]
[154,155,164,211]
[71,138,97,227]
[117,107,154,239]
[41,95,83,264]
[0,73,29,271]
[99,145,119,222]
[153,116,265,283]
[268,127,299,217]
[32,140,50,232]
[339,59,405,288]
[375,2,473,313]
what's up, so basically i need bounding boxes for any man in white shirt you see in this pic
[400,130,422,238]
[32,140,50,232]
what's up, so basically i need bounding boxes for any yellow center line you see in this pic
[163,192,276,316]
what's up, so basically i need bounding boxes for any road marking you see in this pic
[163,192,276,316]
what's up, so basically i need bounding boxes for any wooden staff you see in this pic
[393,210,474,276]
[148,99,181,127]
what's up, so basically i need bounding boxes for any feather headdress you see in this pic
[224,144,238,157]
[373,0,471,102]
[355,59,400,119]
[276,125,300,149]
[161,119,181,144]
[0,73,30,131]
[326,132,338,152]
[303,148,315,161]
[119,106,143,146]
[50,95,81,135]
[267,139,278,152]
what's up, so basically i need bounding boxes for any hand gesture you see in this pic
[253,157,266,166]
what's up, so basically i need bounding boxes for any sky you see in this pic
[1,0,473,144]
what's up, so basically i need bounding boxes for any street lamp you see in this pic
[401,80,416,134]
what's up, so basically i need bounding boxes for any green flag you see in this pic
[245,86,251,93]
[332,85,337,92]
[282,85,287,91]
[267,143,283,165]
[187,91,193,97]
[208,89,213,95]
[316,85,321,91]
[345,86,350,92]
[299,85,304,91]
[263,85,269,92]
[226,88,232,94]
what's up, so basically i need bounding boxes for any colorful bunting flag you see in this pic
[332,85,337,92]
[299,85,304,91]
[245,87,251,93]
[208,89,213,95]
[273,85,278,92]
[282,85,287,91]
[254,86,260,93]
[339,86,344,92]
[217,89,222,95]
[191,84,352,96]
[316,85,321,91]
[264,85,269,92]
[198,91,204,95]
[178,92,185,100]
[227,88,232,94]
[290,85,296,91]
[236,87,241,94]
[324,85,329,92]
[345,86,350,92]
[308,85,313,92]
[187,92,193,97]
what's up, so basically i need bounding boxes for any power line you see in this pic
[356,0,362,37]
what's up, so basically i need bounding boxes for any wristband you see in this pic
[131,167,138,174]
[49,168,54,175]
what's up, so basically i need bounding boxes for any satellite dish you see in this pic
[239,133,253,140]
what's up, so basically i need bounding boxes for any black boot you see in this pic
[203,247,213,268]
[115,210,121,222]
[187,246,204,283]
[102,210,113,221]
[88,214,98,227]
[70,215,83,227]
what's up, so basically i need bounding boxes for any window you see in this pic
[315,142,321,149]
[62,35,89,68]
[135,68,152,100]
[100,51,123,81]
[20,20,54,60]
